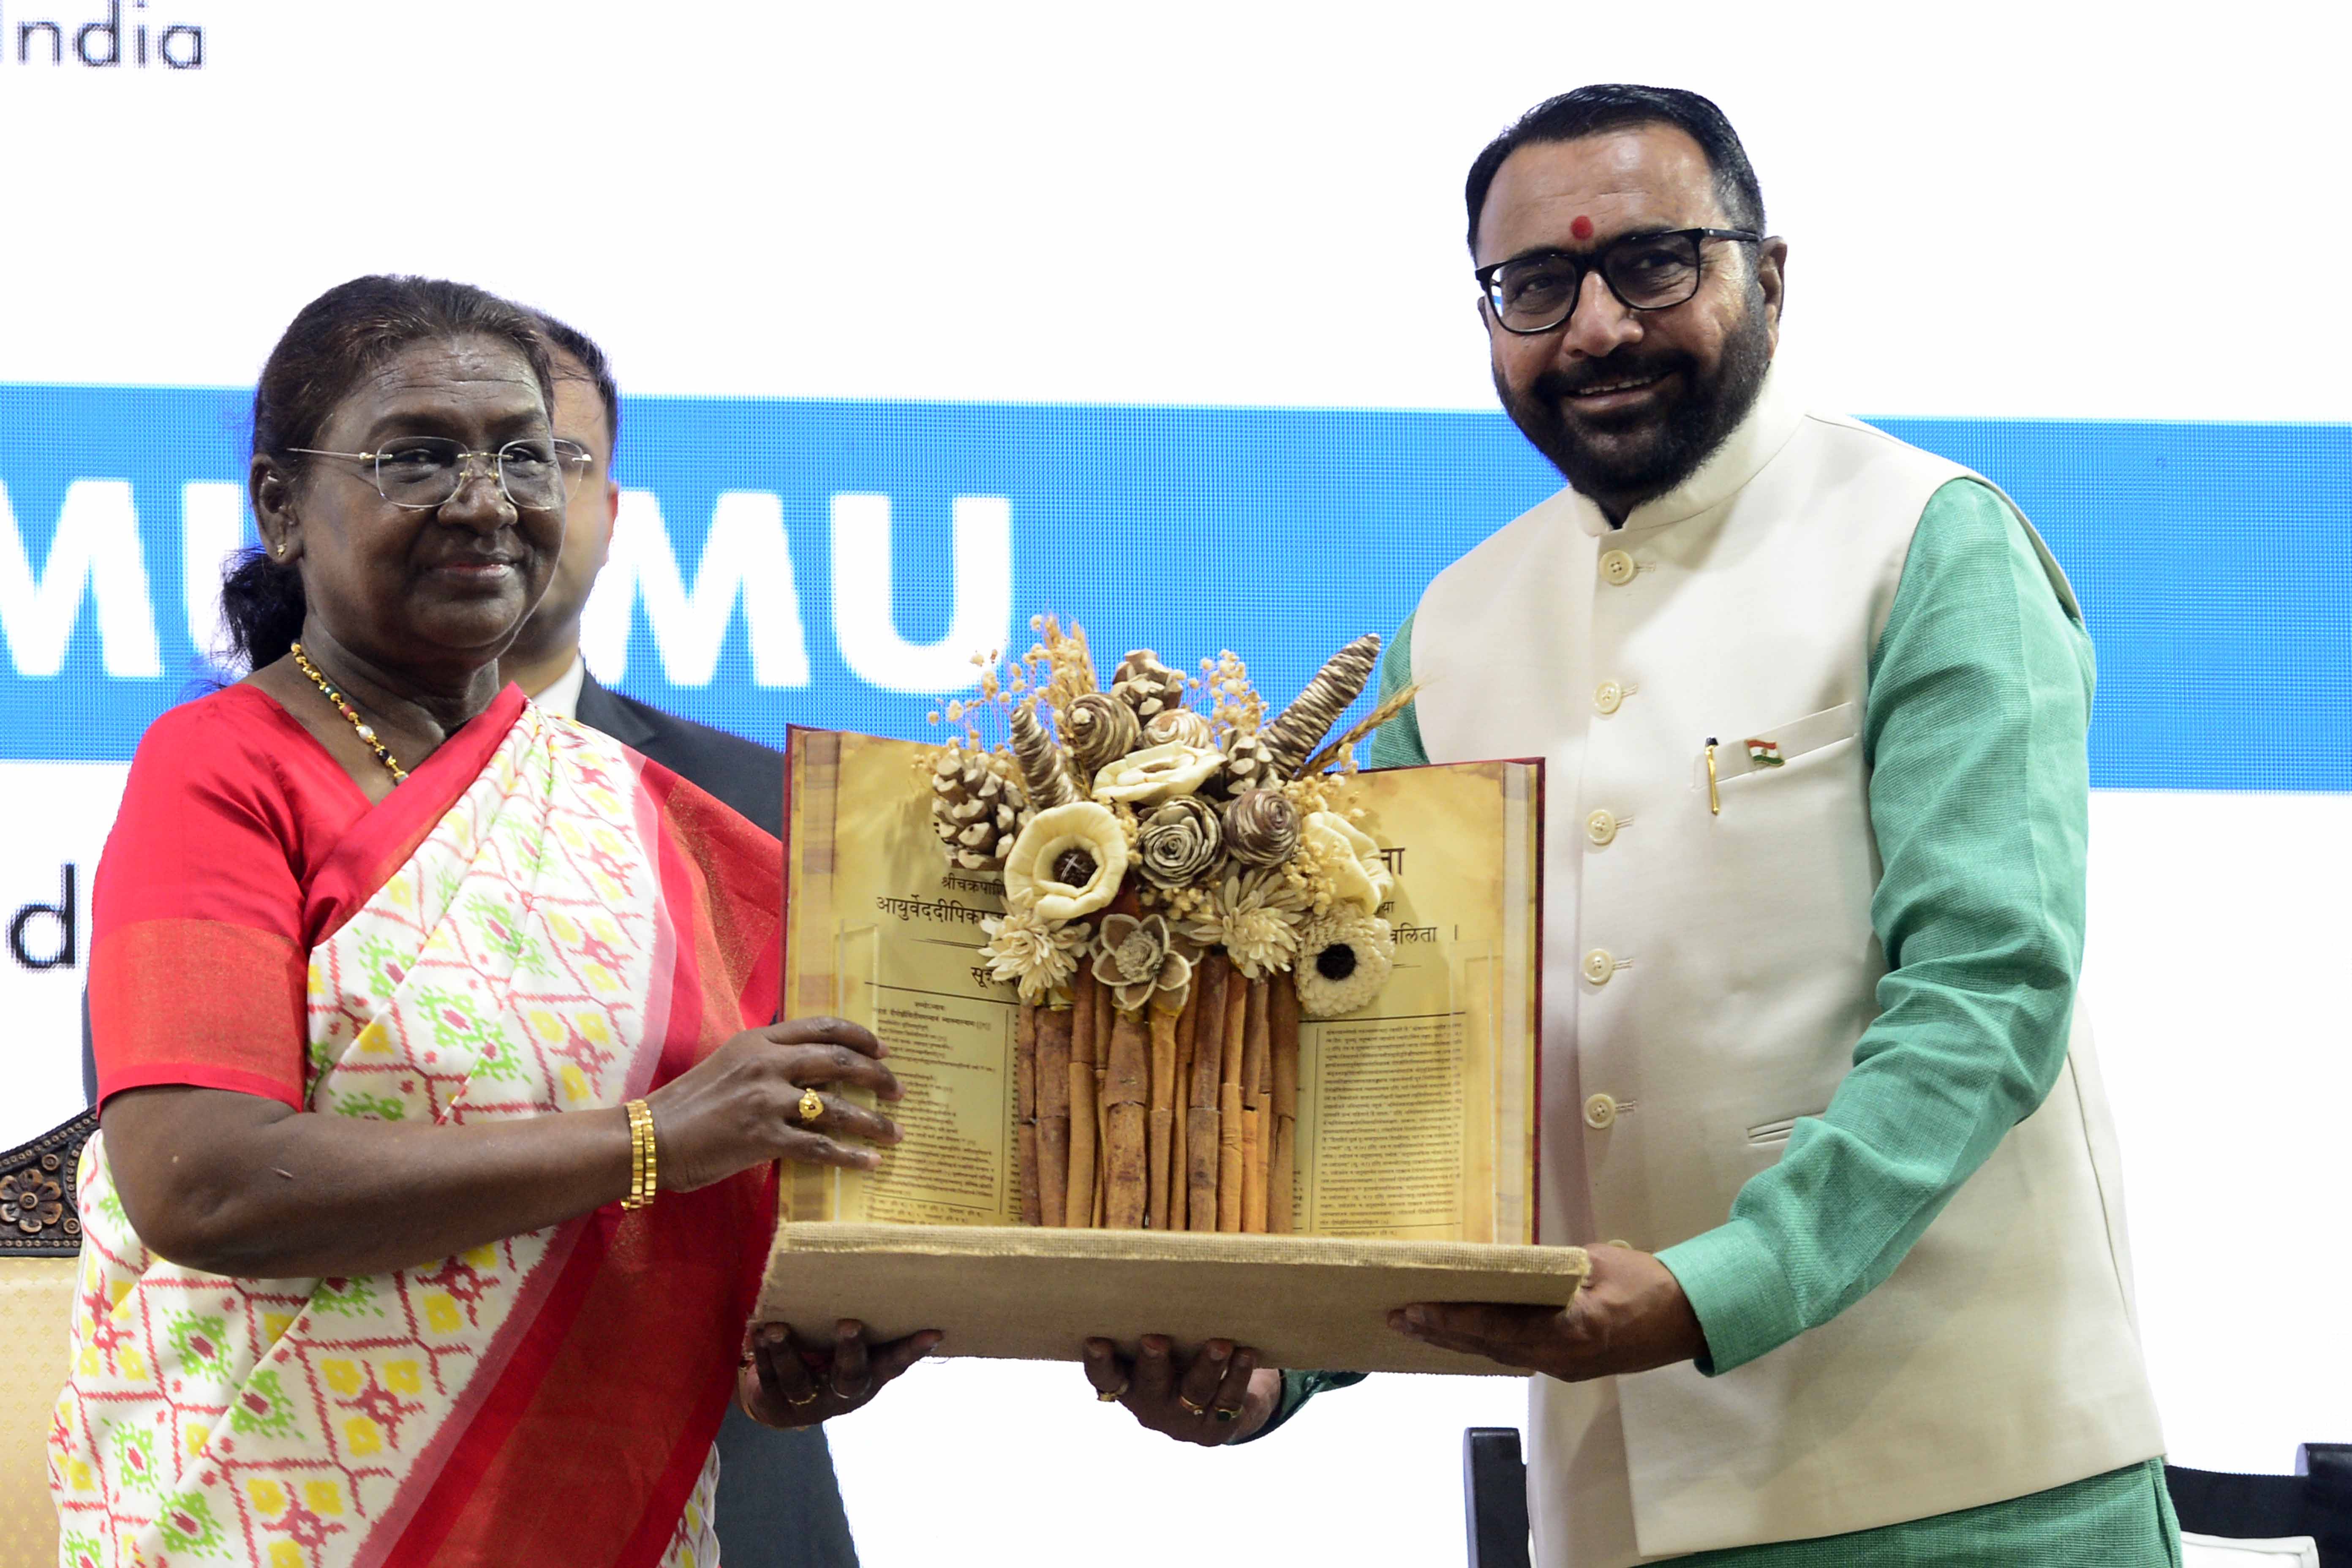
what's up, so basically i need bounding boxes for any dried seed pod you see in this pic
[1003,801,1128,921]
[930,746,1028,870]
[1146,708,1214,749]
[1258,634,1380,780]
[1112,649,1187,723]
[1137,795,1224,889]
[1207,730,1274,800]
[1063,691,1141,779]
[1223,788,1301,868]
[1009,701,1080,810]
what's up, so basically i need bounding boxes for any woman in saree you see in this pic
[52,275,936,1568]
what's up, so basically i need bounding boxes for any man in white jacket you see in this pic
[1357,84,2170,1566]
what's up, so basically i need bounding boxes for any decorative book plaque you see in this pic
[762,730,1569,1372]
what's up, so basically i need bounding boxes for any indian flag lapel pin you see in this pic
[1744,738,1784,767]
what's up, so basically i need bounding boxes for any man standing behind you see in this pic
[501,320,786,838]
[1350,87,2171,1564]
[501,316,857,1568]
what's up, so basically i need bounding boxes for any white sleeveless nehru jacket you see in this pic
[1406,370,2163,1565]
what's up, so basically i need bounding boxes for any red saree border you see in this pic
[365,1217,599,1567]
[613,753,773,1566]
[371,738,778,1568]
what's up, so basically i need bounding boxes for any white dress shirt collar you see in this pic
[531,653,588,721]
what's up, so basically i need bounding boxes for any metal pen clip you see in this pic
[1704,737,1721,816]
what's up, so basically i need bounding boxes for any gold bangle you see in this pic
[623,1099,658,1210]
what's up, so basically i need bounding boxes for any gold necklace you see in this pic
[289,642,408,783]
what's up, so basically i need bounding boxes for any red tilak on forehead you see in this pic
[1570,215,1594,240]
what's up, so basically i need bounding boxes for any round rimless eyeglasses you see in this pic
[1475,227,1761,335]
[287,437,592,511]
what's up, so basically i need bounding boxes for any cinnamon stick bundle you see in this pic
[1169,981,1200,1230]
[1067,970,1100,1229]
[1016,1002,1042,1226]
[1035,1003,1072,1227]
[1216,972,1248,1231]
[1096,983,1115,1088]
[1269,976,1300,1234]
[1187,954,1228,1232]
[1104,1006,1150,1228]
[1144,1004,1178,1229]
[1094,982,1114,1227]
[1241,977,1271,1232]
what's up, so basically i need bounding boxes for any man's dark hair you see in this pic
[533,311,622,467]
[1465,84,1765,253]
[222,274,557,671]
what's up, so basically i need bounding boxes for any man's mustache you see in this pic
[1531,354,1690,403]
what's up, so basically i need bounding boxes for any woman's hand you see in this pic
[1081,1335,1283,1446]
[738,1319,942,1429]
[648,1017,904,1192]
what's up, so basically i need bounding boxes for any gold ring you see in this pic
[797,1087,825,1124]
[1211,1406,1240,1423]
[786,1386,822,1407]
[1177,1393,1207,1415]
[1097,1379,1130,1403]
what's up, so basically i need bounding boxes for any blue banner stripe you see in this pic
[0,385,2342,792]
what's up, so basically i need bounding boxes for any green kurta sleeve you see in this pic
[1657,478,2097,1374]
[1367,614,1430,769]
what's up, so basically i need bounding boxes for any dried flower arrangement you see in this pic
[924,617,1415,1233]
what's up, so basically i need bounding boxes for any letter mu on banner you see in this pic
[579,491,1011,695]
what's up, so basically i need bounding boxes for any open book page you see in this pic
[783,731,1538,1240]
[1294,760,1540,1244]
[784,730,1019,1225]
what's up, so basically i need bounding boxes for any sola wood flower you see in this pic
[1293,912,1396,1018]
[1092,741,1223,806]
[1093,912,1193,1012]
[1222,788,1301,867]
[1258,633,1381,780]
[1138,795,1223,889]
[1205,730,1273,800]
[930,746,1026,871]
[1111,649,1188,721]
[1063,692,1141,778]
[1304,811,1391,915]
[1003,801,1129,922]
[1146,708,1214,749]
[1009,700,1081,810]
[1184,869,1307,980]
[982,905,1092,1004]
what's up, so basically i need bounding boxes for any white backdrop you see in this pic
[4,4,2347,1562]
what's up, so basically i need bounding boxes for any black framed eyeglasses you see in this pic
[1475,228,1762,335]
[288,437,593,511]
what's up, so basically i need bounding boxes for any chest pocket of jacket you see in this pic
[1692,702,1858,789]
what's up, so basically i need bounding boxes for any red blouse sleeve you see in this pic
[90,689,358,1110]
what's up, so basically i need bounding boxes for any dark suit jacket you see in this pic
[575,674,786,840]
[569,673,858,1568]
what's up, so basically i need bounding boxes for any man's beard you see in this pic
[1494,296,1774,513]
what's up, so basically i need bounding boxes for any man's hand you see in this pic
[1389,1243,1707,1381]
[1081,1335,1283,1447]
